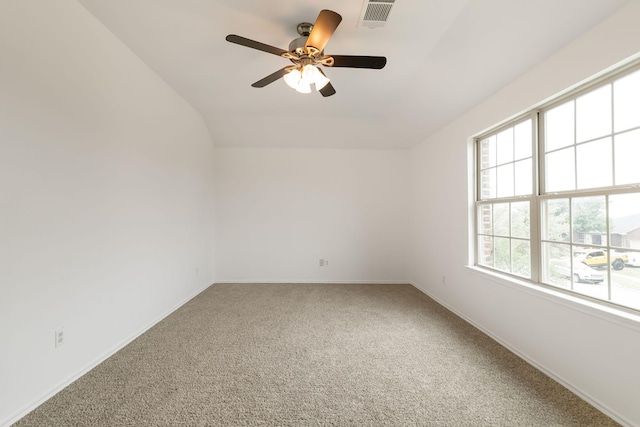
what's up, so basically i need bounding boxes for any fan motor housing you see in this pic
[288,36,308,53]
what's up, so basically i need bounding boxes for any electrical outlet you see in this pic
[325,259,329,266]
[319,259,325,267]
[55,327,65,348]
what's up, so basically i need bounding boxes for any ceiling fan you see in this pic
[225,9,386,97]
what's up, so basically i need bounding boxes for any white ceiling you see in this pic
[77,0,628,149]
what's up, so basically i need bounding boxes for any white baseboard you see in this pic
[409,280,631,427]
[12,281,623,426]
[213,280,410,284]
[2,282,213,427]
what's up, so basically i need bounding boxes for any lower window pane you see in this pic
[478,204,492,235]
[574,271,609,300]
[511,239,530,278]
[544,242,571,288]
[493,203,510,237]
[571,246,609,300]
[542,198,570,242]
[494,237,510,272]
[573,246,612,269]
[609,193,640,248]
[511,202,530,239]
[546,243,608,297]
[544,244,640,309]
[611,250,640,310]
[478,236,493,267]
[572,196,606,245]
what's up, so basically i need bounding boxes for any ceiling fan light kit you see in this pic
[283,64,330,93]
[225,9,387,97]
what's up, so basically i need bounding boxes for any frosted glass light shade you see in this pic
[283,65,330,93]
[302,64,329,90]
[284,69,301,89]
[296,81,312,94]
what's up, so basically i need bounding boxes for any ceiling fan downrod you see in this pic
[296,22,313,37]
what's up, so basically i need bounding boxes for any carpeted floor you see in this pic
[15,283,619,426]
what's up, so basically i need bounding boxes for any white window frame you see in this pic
[473,58,640,314]
[475,114,539,281]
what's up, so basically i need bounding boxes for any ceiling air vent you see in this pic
[359,0,395,28]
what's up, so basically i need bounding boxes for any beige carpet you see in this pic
[15,283,618,426]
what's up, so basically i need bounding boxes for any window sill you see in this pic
[465,265,640,332]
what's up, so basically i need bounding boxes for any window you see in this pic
[477,119,534,279]
[475,63,640,313]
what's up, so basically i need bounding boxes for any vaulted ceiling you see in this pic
[77,0,629,149]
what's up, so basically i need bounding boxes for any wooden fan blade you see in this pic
[317,69,336,97]
[329,55,387,69]
[319,82,336,97]
[226,34,288,57]
[305,10,342,52]
[251,68,289,88]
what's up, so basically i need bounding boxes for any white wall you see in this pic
[214,147,409,283]
[0,1,215,425]
[409,2,640,426]
[5,0,640,425]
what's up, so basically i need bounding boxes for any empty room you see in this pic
[3,0,640,426]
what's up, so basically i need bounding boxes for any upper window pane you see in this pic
[545,101,574,152]
[514,159,532,196]
[546,147,575,192]
[576,137,612,189]
[479,119,533,200]
[576,85,612,143]
[481,135,497,167]
[496,127,514,165]
[614,129,640,185]
[496,164,514,198]
[514,120,532,160]
[614,69,640,133]
[480,168,496,199]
